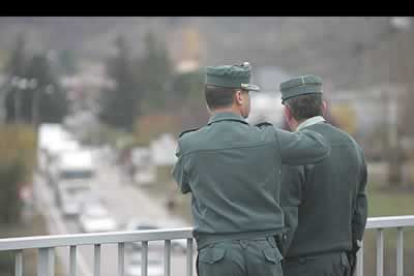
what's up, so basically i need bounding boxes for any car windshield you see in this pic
[66,186,90,196]
[84,206,109,218]
[60,170,93,180]
[137,225,158,230]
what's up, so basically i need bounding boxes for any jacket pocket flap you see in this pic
[199,248,226,264]
[263,248,283,263]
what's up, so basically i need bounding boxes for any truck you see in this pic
[52,149,95,217]
[37,123,79,180]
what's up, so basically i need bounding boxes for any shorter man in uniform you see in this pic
[279,74,368,276]
[172,63,330,276]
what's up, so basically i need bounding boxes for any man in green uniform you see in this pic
[172,63,331,276]
[278,75,368,276]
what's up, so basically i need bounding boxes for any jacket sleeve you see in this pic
[171,141,191,194]
[280,164,305,256]
[276,127,330,165]
[352,150,368,241]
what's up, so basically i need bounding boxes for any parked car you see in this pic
[126,251,163,276]
[79,202,118,233]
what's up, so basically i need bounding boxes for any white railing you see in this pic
[357,215,414,276]
[0,216,413,276]
[0,227,194,276]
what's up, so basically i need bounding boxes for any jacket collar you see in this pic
[207,112,249,125]
[296,116,326,132]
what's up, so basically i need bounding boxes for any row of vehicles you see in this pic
[37,124,189,276]
[37,123,118,232]
[123,217,190,276]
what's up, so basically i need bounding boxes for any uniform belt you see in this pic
[284,250,346,264]
[198,236,277,250]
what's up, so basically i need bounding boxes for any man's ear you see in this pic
[235,90,243,105]
[322,100,327,116]
[284,105,292,121]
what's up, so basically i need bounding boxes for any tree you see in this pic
[136,32,173,111]
[24,53,68,125]
[57,49,78,76]
[3,33,67,125]
[3,34,28,123]
[4,33,27,77]
[171,70,204,103]
[99,35,139,132]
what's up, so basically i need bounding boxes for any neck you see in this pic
[292,115,323,131]
[210,105,242,117]
[290,117,310,131]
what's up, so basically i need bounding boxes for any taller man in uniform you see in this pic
[172,63,330,276]
[279,75,368,276]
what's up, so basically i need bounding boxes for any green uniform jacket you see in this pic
[280,122,368,258]
[172,112,330,249]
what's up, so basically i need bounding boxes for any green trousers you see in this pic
[197,237,283,276]
[283,251,350,276]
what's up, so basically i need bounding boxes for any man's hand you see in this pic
[348,240,362,276]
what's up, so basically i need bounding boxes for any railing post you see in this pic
[69,245,77,276]
[356,240,364,276]
[142,241,148,276]
[164,240,171,276]
[118,243,124,276]
[94,244,101,276]
[396,227,404,276]
[186,238,193,276]
[376,229,384,276]
[15,250,23,276]
[37,248,54,276]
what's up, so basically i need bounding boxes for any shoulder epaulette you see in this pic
[179,127,200,138]
[255,122,273,128]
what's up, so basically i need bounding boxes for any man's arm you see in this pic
[276,128,330,165]
[171,141,191,194]
[348,150,368,275]
[280,164,304,256]
[352,152,368,242]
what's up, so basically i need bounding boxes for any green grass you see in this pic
[367,182,414,217]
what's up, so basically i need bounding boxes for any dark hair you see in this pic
[284,93,323,121]
[204,85,240,110]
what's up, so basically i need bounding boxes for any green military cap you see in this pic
[205,62,260,92]
[280,74,323,103]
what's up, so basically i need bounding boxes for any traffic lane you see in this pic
[33,173,93,276]
[35,175,192,276]
[34,158,195,276]
[92,157,196,275]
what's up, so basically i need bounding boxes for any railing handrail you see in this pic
[366,215,414,229]
[0,227,193,251]
[1,215,414,251]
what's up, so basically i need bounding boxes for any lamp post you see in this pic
[29,79,38,127]
[12,77,28,123]
[0,77,17,123]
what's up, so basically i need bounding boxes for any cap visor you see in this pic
[241,84,260,92]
